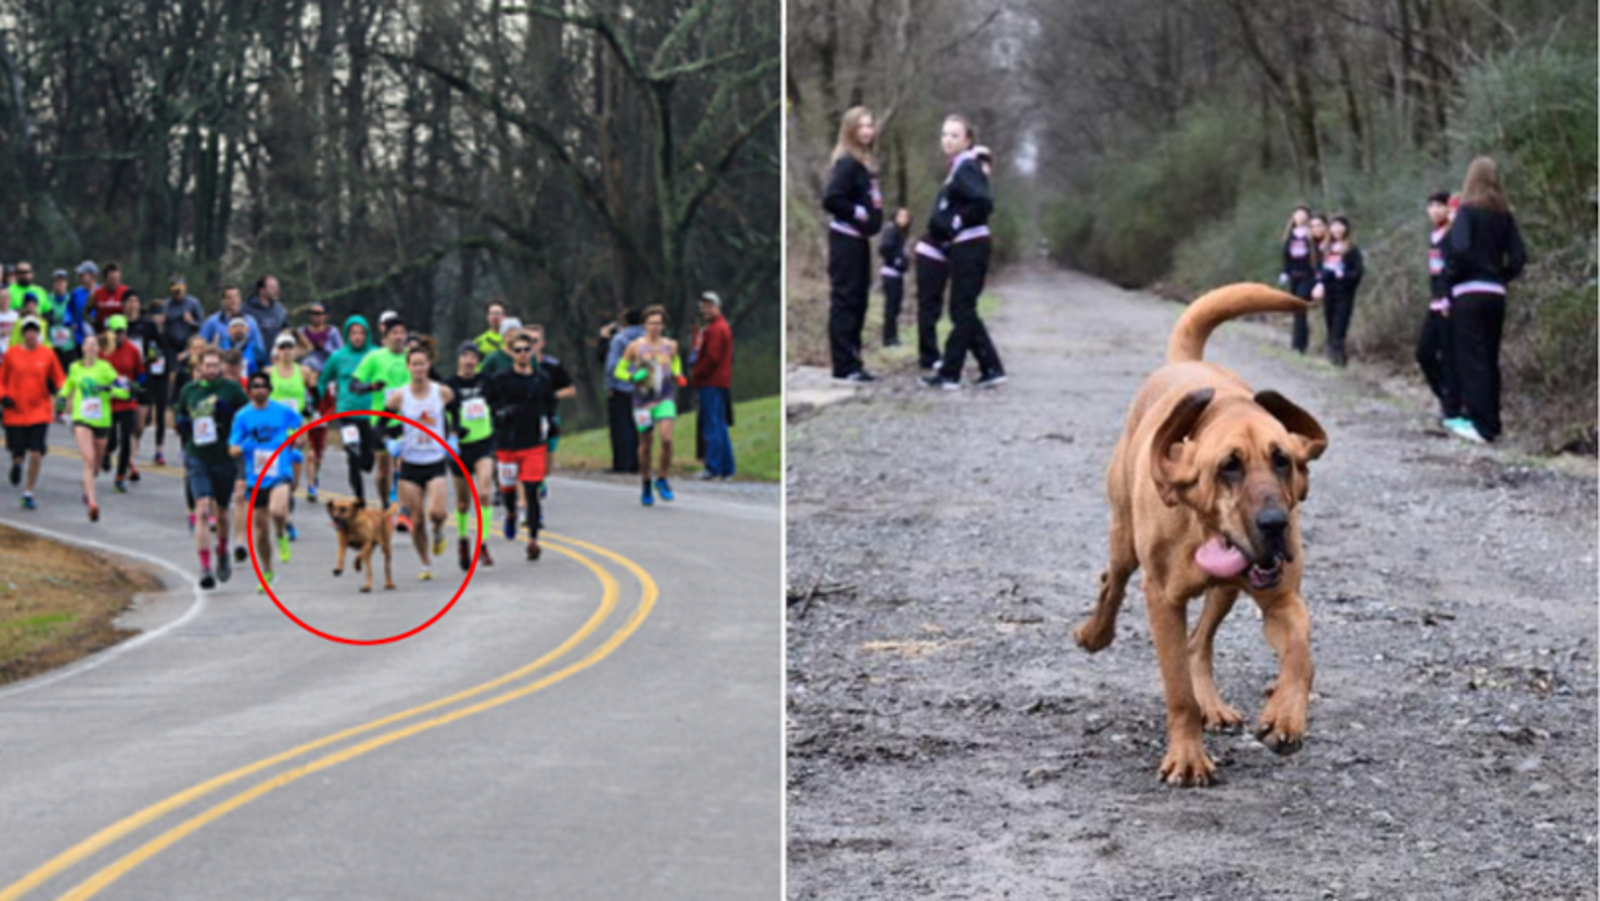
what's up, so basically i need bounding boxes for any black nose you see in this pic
[1256,508,1289,534]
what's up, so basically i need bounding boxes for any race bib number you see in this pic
[194,415,217,446]
[541,416,549,441]
[130,337,144,355]
[633,407,653,428]
[150,356,166,375]
[497,461,519,484]
[254,449,277,479]
[340,425,360,446]
[1428,248,1444,275]
[78,396,102,421]
[463,398,488,422]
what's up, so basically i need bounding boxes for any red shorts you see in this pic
[495,446,547,487]
[306,393,335,455]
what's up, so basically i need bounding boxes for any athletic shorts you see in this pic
[633,399,677,432]
[5,423,47,457]
[307,425,327,456]
[184,455,238,507]
[74,423,111,441]
[495,445,548,486]
[456,438,496,474]
[400,460,448,486]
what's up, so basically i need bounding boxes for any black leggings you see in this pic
[882,274,904,345]
[1415,310,1459,419]
[938,239,1002,379]
[1452,293,1506,441]
[827,232,870,377]
[915,252,949,370]
[1287,274,1317,353]
[505,480,542,538]
[343,417,376,504]
[112,409,138,478]
[143,387,168,456]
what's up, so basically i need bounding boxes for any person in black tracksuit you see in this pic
[879,208,911,347]
[920,122,1004,389]
[1444,157,1526,443]
[1318,216,1364,368]
[914,222,950,371]
[822,106,884,383]
[1416,192,1460,422]
[1278,205,1319,352]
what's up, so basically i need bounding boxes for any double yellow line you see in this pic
[0,532,658,900]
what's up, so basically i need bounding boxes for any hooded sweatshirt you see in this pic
[605,324,646,393]
[320,314,376,415]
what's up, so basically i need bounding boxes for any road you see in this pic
[787,266,1597,900]
[0,435,780,900]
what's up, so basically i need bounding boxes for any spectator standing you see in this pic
[604,308,645,473]
[691,291,735,480]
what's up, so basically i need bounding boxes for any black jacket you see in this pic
[1445,205,1526,289]
[1319,241,1364,297]
[1428,225,1451,301]
[925,152,992,245]
[878,224,908,274]
[822,155,883,237]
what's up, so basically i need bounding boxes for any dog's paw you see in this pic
[332,568,342,577]
[1255,696,1308,756]
[360,585,371,594]
[1158,740,1216,787]
[384,582,395,591]
[1073,619,1115,653]
[1200,700,1246,732]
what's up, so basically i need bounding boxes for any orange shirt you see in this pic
[0,342,67,427]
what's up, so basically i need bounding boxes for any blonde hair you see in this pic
[1459,156,1510,214]
[830,106,877,169]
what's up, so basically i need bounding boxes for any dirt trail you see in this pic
[786,267,1597,900]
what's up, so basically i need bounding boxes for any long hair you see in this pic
[1282,203,1311,242]
[944,114,976,151]
[830,106,877,169]
[1459,156,1510,214]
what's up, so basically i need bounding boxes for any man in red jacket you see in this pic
[690,291,735,479]
[0,317,66,508]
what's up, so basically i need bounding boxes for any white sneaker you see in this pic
[1447,419,1487,444]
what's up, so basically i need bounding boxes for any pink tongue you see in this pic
[1196,537,1249,578]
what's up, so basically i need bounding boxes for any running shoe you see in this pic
[129,463,141,483]
[641,484,654,507]
[918,373,962,390]
[526,539,541,561]
[479,542,495,567]
[278,534,292,563]
[153,452,166,467]
[199,570,216,590]
[1447,419,1488,444]
[216,549,233,584]
[257,571,275,594]
[21,494,36,510]
[419,569,434,582]
[458,538,471,572]
[114,480,127,494]
[433,532,447,558]
[286,521,299,542]
[503,509,518,540]
[975,370,1009,389]
[306,483,319,503]
[234,544,248,563]
[7,461,19,486]
[655,478,675,502]
[88,503,99,522]
[396,512,412,533]
[832,370,877,384]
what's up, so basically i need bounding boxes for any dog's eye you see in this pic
[1272,449,1292,471]
[1219,455,1244,480]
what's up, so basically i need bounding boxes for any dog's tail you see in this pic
[1167,283,1310,364]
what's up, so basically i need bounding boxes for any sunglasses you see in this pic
[510,345,534,354]
[310,309,326,315]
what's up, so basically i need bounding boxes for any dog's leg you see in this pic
[359,546,373,592]
[1144,582,1214,786]
[1189,586,1244,731]
[1254,591,1313,756]
[1075,515,1138,652]
[382,537,395,591]
[334,532,347,577]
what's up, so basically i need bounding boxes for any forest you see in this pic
[786,0,1595,451]
[0,0,781,427]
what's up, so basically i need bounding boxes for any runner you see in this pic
[486,329,559,559]
[475,300,508,357]
[615,305,682,507]
[221,349,253,561]
[295,301,343,501]
[320,314,376,503]
[269,333,318,540]
[6,261,52,321]
[58,333,129,521]
[123,293,168,468]
[46,270,75,366]
[0,316,66,509]
[88,263,129,332]
[350,317,411,527]
[445,341,497,570]
[102,313,146,493]
[174,347,248,589]
[229,371,304,591]
[383,338,454,580]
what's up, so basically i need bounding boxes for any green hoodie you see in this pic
[320,314,375,415]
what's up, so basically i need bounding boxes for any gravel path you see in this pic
[786,267,1597,901]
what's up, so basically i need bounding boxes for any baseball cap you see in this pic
[18,316,42,333]
[51,269,68,282]
[168,274,186,287]
[379,310,398,326]
[106,314,129,332]
[457,340,482,358]
[76,260,99,276]
[700,291,721,306]
[499,317,523,337]
[274,333,297,349]
[228,316,249,329]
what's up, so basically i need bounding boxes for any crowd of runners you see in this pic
[0,265,709,591]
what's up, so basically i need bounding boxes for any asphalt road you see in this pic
[0,435,780,900]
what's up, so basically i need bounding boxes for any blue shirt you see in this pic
[200,312,267,369]
[67,286,95,344]
[228,400,303,487]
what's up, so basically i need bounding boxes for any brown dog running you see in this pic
[1075,283,1329,787]
[327,498,398,593]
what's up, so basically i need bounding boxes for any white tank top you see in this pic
[395,382,446,464]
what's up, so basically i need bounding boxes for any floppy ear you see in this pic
[1151,388,1214,507]
[1255,391,1327,461]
